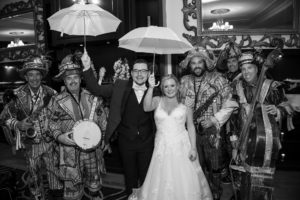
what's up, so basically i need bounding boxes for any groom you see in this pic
[81,50,157,195]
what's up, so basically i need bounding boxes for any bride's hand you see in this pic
[189,148,197,161]
[148,73,160,88]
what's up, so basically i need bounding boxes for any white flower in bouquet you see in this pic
[113,58,131,82]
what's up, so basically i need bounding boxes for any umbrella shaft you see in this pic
[84,11,86,48]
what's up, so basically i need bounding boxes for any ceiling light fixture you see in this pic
[209,8,233,31]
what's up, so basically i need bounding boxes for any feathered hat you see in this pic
[179,47,216,71]
[216,42,242,72]
[54,54,81,81]
[18,56,49,79]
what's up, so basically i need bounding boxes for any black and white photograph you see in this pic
[0,0,299,199]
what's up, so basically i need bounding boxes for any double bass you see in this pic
[232,40,284,200]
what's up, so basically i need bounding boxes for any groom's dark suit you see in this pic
[82,68,156,194]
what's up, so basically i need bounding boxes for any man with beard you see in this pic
[216,42,242,83]
[0,57,63,200]
[48,55,107,200]
[179,47,238,200]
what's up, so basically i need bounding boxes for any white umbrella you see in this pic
[47,3,121,47]
[118,26,193,69]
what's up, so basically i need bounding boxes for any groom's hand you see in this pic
[81,47,91,71]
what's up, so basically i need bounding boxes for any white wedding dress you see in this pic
[129,102,212,200]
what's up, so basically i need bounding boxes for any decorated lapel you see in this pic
[81,89,93,118]
[16,85,31,115]
[57,93,76,121]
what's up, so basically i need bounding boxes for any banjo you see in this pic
[72,67,106,151]
[72,96,102,151]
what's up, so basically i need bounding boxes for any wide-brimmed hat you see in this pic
[54,55,81,81]
[239,52,254,66]
[18,57,49,79]
[239,49,266,67]
[179,47,216,71]
[216,42,242,72]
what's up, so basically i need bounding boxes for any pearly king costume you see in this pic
[0,57,63,199]
[179,47,238,199]
[230,52,287,200]
[48,60,107,200]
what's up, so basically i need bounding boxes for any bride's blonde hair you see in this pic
[160,74,181,102]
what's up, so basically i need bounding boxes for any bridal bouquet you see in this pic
[113,58,130,82]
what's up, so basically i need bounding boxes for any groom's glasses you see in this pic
[132,69,149,75]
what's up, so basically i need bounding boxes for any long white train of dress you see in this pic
[129,103,213,200]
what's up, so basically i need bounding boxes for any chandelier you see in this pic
[209,8,233,31]
[7,38,25,48]
[7,32,25,48]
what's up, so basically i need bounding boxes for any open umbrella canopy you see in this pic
[47,3,121,37]
[118,26,193,54]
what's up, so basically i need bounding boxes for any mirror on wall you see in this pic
[0,0,45,62]
[182,0,300,48]
[0,11,35,49]
[200,0,298,34]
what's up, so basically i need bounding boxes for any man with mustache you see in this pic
[0,56,63,200]
[179,47,237,200]
[48,55,107,200]
[216,42,242,83]
[229,52,287,199]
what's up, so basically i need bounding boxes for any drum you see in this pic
[72,119,102,151]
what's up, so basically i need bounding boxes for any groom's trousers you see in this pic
[118,135,154,195]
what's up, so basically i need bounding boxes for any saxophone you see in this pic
[14,93,52,139]
[193,83,219,129]
[193,84,220,148]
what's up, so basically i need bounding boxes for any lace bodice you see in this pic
[155,102,187,137]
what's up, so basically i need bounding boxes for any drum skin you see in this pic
[73,119,102,150]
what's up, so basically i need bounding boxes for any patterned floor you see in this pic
[1,143,299,200]
[0,165,127,200]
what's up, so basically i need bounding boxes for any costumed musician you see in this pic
[0,56,63,200]
[48,55,107,200]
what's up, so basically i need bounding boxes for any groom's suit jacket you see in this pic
[83,68,156,144]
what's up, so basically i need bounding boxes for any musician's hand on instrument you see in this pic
[201,119,213,129]
[81,48,91,71]
[189,148,197,161]
[103,143,112,154]
[16,118,33,131]
[232,149,238,160]
[265,105,278,115]
[148,73,160,88]
[231,140,238,149]
[57,131,76,146]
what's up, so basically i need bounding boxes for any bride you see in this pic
[129,74,212,200]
